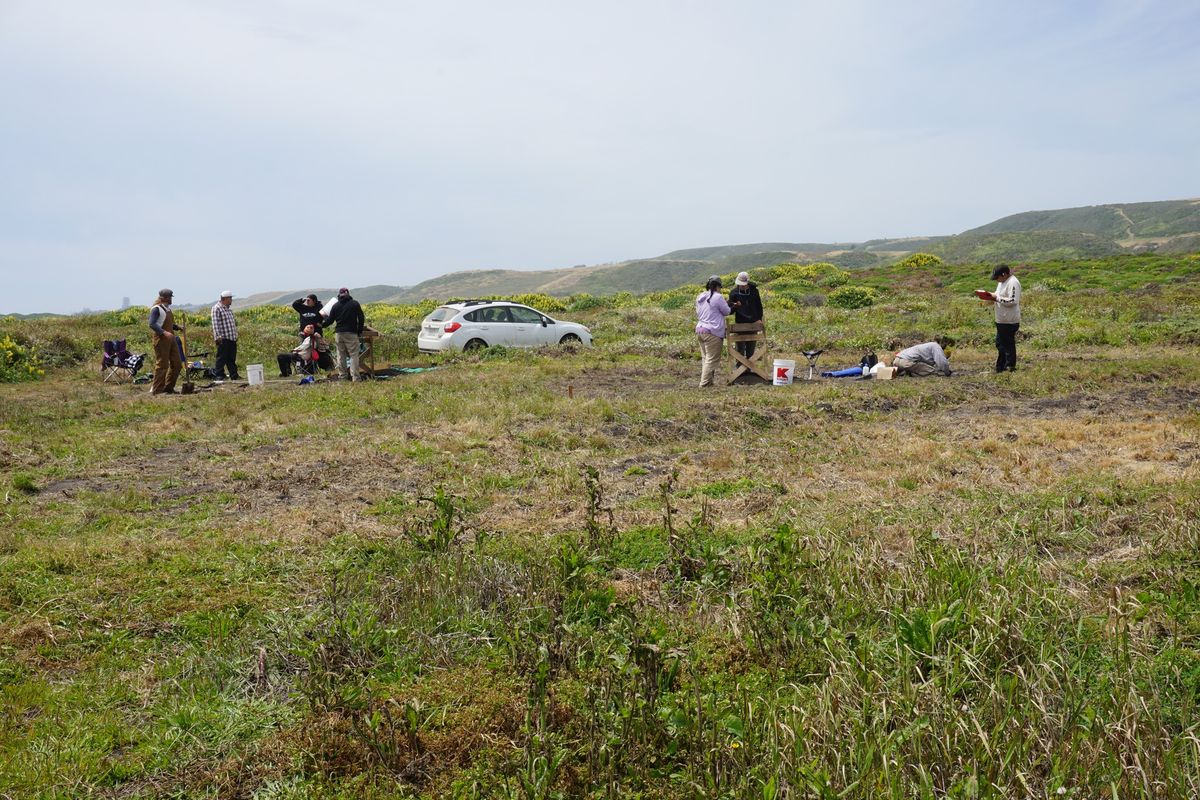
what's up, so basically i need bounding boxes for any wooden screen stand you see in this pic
[727,321,770,384]
[359,327,380,379]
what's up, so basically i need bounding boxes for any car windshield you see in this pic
[427,307,455,323]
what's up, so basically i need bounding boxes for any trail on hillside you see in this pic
[1109,204,1135,239]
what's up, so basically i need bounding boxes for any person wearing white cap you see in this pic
[211,290,240,380]
[728,271,763,359]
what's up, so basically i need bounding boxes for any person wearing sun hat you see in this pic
[727,271,763,359]
[694,275,731,387]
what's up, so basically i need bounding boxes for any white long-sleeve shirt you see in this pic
[994,276,1021,324]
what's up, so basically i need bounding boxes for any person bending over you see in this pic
[893,339,953,377]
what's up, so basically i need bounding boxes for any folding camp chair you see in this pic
[101,340,145,382]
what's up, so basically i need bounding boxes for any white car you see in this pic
[417,300,593,353]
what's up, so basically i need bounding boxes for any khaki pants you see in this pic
[698,332,723,387]
[335,332,361,381]
[151,333,182,393]
[893,356,942,377]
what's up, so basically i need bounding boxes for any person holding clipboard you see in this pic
[975,264,1022,372]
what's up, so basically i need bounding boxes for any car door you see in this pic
[478,306,516,346]
[509,305,551,346]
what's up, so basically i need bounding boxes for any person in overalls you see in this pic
[148,288,183,395]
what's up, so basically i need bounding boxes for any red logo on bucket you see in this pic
[776,366,790,379]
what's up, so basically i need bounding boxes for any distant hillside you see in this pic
[241,198,1200,307]
[964,199,1200,242]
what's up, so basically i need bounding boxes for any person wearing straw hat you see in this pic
[211,290,240,380]
[147,288,183,394]
[694,275,731,388]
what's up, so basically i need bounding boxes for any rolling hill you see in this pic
[238,198,1200,308]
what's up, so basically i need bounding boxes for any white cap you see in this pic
[735,272,750,286]
[220,290,233,298]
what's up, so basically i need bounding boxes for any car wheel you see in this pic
[559,333,581,345]
[463,338,488,352]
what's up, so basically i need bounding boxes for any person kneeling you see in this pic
[892,338,953,377]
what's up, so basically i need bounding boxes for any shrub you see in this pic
[365,300,441,323]
[660,294,690,311]
[503,294,567,313]
[611,292,639,308]
[896,253,944,269]
[568,294,609,311]
[0,334,44,383]
[93,306,152,327]
[237,305,294,325]
[827,286,879,309]
[770,262,850,287]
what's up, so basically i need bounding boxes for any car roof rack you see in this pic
[458,299,496,307]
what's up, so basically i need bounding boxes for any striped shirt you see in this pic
[211,302,238,341]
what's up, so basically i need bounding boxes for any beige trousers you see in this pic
[698,332,723,387]
[335,332,361,381]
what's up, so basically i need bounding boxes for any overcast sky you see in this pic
[2,1,1198,313]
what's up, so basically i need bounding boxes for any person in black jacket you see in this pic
[291,294,325,334]
[327,288,365,382]
[727,272,764,358]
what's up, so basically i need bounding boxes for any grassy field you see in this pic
[2,254,1199,798]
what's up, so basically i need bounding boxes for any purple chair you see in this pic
[101,339,145,382]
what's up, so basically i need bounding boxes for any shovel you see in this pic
[179,313,196,394]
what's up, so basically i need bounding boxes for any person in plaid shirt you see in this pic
[211,290,240,380]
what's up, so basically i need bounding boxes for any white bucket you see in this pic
[246,364,264,386]
[773,359,796,386]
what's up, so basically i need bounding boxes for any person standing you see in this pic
[327,287,365,382]
[148,288,182,395]
[210,290,240,380]
[984,264,1022,372]
[694,276,731,388]
[727,271,764,358]
[291,294,325,334]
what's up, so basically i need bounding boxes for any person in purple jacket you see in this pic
[695,275,731,387]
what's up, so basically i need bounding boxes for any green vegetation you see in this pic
[0,334,45,383]
[895,252,943,269]
[1,252,1200,797]
[827,285,879,309]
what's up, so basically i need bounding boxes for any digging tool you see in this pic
[178,312,196,394]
